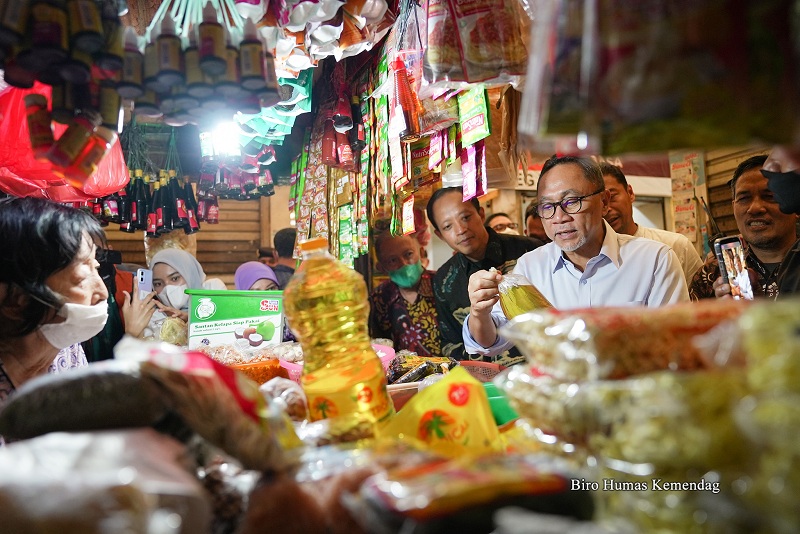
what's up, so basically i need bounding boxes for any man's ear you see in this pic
[434,228,443,241]
[374,261,387,274]
[478,206,486,222]
[627,185,636,202]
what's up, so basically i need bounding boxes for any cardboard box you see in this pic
[185,289,285,354]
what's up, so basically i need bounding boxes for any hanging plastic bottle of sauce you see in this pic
[118,26,144,99]
[198,1,226,76]
[67,0,104,54]
[156,15,184,87]
[184,28,213,99]
[47,108,101,169]
[24,94,55,161]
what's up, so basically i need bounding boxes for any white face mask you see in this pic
[39,301,109,349]
[160,284,189,310]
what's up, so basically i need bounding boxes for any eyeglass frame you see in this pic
[490,222,519,232]
[536,188,606,220]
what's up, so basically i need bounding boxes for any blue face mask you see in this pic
[388,261,424,288]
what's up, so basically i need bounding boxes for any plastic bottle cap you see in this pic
[298,236,328,251]
[160,15,176,36]
[124,26,141,50]
[203,1,218,22]
[393,58,405,71]
[243,18,258,41]
[24,94,47,108]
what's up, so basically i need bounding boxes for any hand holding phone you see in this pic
[714,237,754,300]
[136,268,153,300]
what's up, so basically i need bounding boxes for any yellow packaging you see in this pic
[378,367,502,458]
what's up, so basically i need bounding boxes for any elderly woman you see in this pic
[234,261,280,291]
[0,197,108,408]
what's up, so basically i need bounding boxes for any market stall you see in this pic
[1,0,800,532]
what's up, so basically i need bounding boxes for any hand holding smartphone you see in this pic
[714,237,754,300]
[136,268,153,300]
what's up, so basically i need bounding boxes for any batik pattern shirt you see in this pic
[689,246,780,300]
[432,230,543,366]
[369,271,441,356]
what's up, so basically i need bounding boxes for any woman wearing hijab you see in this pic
[145,248,225,329]
[234,262,280,291]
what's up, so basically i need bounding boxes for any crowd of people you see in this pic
[2,149,799,423]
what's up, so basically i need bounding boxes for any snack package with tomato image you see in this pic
[377,367,502,457]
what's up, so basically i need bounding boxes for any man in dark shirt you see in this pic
[272,227,297,289]
[761,145,800,296]
[427,187,543,366]
[689,155,797,299]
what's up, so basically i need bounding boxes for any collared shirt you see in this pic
[689,244,781,300]
[634,225,703,282]
[369,270,441,356]
[463,222,689,358]
[433,229,543,366]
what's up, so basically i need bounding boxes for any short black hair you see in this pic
[0,197,106,339]
[538,155,604,195]
[729,155,768,196]
[273,227,297,258]
[426,187,480,231]
[524,201,539,220]
[373,230,418,260]
[258,247,275,258]
[599,162,628,189]
[485,212,511,227]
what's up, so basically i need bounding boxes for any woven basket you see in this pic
[459,361,506,382]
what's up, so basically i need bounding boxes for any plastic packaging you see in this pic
[378,367,500,457]
[259,377,309,422]
[499,300,744,381]
[496,270,552,319]
[283,237,394,425]
[24,93,54,161]
[357,454,593,532]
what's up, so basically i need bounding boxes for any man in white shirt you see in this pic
[600,162,703,282]
[463,156,688,359]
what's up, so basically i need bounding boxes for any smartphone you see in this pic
[136,268,153,300]
[714,236,753,300]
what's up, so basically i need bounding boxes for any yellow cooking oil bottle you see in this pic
[283,236,394,424]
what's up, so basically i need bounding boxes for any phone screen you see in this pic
[717,238,753,300]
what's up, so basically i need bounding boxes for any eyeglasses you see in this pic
[491,222,519,232]
[537,188,605,220]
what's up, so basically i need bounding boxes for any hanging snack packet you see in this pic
[496,269,553,319]
[457,84,490,146]
[424,0,465,85]
[448,0,527,83]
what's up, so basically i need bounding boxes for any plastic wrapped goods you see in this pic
[496,271,552,319]
[0,359,166,441]
[0,429,210,534]
[499,300,744,381]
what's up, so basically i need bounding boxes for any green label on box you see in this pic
[185,289,285,354]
